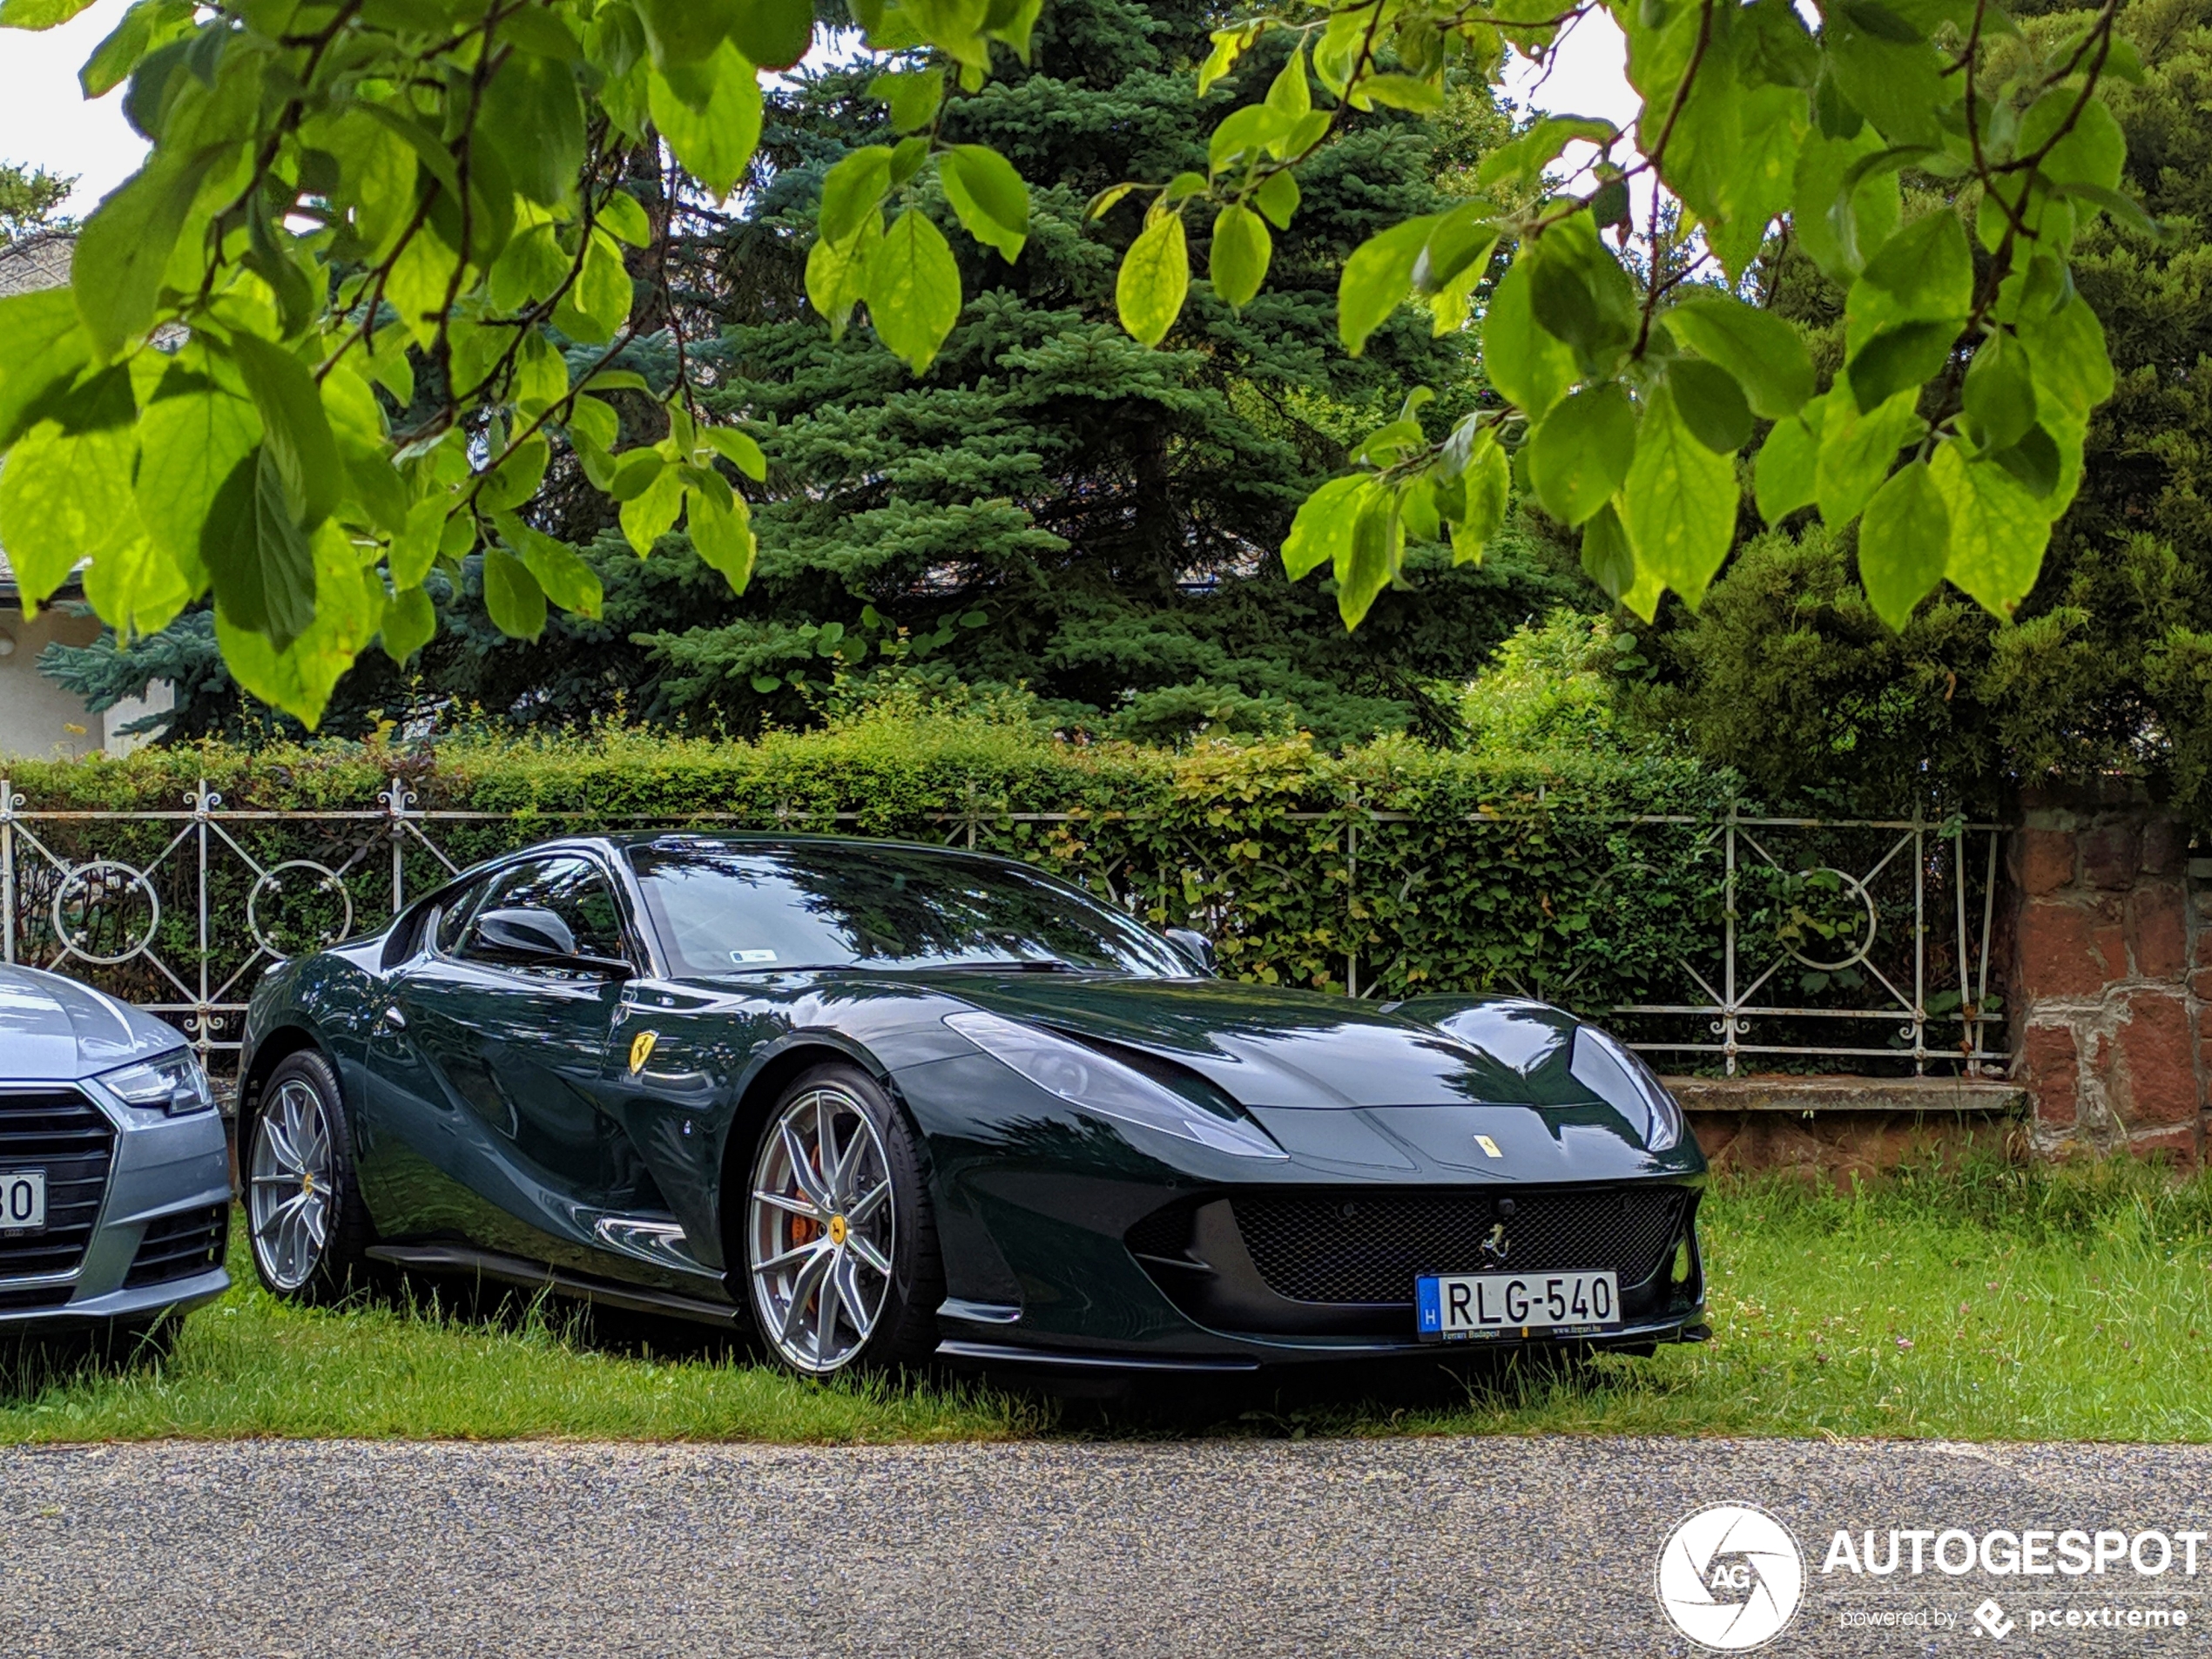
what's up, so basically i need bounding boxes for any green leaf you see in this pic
[482,544,549,640]
[1988,423,2061,499]
[81,0,192,99]
[940,145,1028,263]
[1930,440,2051,618]
[1816,388,1925,525]
[648,44,762,199]
[1662,293,1813,419]
[705,428,769,481]
[481,46,586,206]
[83,530,192,640]
[806,214,883,340]
[133,367,260,586]
[729,0,813,69]
[869,68,944,132]
[1266,42,1311,116]
[379,583,438,664]
[1962,332,2035,451]
[477,435,550,513]
[0,287,93,448]
[1791,126,1902,287]
[1474,115,1615,191]
[209,445,319,650]
[0,0,96,28]
[556,230,634,345]
[1618,384,1738,613]
[689,485,757,594]
[1196,24,1250,96]
[1845,211,1972,355]
[214,523,383,728]
[71,150,213,355]
[1580,502,1635,600]
[1836,0,1922,42]
[1282,475,1369,580]
[2058,181,2160,240]
[1857,457,1950,630]
[1337,486,1401,628]
[1208,105,1293,176]
[1669,359,1752,454]
[504,522,604,617]
[1521,214,1638,374]
[620,462,685,552]
[1754,413,1819,523]
[2017,295,2113,426]
[1451,429,1510,565]
[1481,255,1577,421]
[229,333,344,531]
[866,206,963,372]
[1116,211,1190,348]
[1528,382,1637,526]
[0,368,138,613]
[390,496,444,590]
[1338,215,1439,358]
[1353,73,1442,112]
[1252,168,1299,230]
[1844,319,1955,414]
[598,190,654,247]
[1209,204,1271,309]
[819,146,894,246]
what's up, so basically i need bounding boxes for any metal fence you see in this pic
[0,776,2008,1077]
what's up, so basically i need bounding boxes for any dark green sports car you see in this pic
[238,833,1708,1376]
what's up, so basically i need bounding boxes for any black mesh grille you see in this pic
[125,1204,229,1288]
[0,1089,115,1282]
[1231,1186,1689,1305]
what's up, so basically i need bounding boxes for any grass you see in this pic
[9,1155,2212,1444]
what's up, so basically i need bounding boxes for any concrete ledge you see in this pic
[1662,1075,2027,1116]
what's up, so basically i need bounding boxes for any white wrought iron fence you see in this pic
[0,777,2007,1077]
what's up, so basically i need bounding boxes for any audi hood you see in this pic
[0,963,192,1082]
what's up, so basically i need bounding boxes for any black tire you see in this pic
[241,1048,376,1305]
[739,1062,942,1376]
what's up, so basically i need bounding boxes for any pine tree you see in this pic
[435,0,1581,745]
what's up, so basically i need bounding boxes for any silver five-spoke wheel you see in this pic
[747,1085,896,1373]
[249,1076,334,1291]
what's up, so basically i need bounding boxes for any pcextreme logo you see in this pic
[1656,1503,1807,1652]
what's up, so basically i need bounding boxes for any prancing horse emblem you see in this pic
[629,1029,658,1075]
[1479,1222,1510,1267]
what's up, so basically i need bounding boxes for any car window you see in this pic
[626,841,1190,979]
[433,876,492,955]
[455,856,630,966]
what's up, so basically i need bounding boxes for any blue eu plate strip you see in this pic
[1416,1275,1441,1332]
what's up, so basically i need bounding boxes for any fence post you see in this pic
[0,776,13,966]
[381,775,412,917]
[190,778,215,1059]
[1344,813,1359,998]
[1723,800,1738,1076]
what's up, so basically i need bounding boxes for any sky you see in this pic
[3,5,1644,216]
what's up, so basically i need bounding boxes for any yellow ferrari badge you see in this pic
[629,1029,658,1076]
[1474,1134,1502,1159]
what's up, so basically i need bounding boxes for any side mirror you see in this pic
[1163,927,1217,975]
[471,908,636,978]
[475,907,576,958]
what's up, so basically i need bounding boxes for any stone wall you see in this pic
[2010,788,2204,1167]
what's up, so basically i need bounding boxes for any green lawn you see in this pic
[8,1157,2212,1443]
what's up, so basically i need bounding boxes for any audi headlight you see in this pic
[945,1011,1285,1160]
[1568,1025,1684,1152]
[98,1048,216,1116]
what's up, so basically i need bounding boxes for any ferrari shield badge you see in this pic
[1473,1134,1502,1159]
[629,1029,658,1076]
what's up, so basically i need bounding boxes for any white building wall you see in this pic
[0,607,105,759]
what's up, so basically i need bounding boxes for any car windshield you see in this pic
[626,841,1193,979]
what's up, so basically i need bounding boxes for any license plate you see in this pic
[0,1170,45,1233]
[1416,1270,1619,1340]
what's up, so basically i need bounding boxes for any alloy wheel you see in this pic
[746,1086,896,1373]
[248,1076,335,1291]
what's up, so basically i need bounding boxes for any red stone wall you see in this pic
[2010,792,2204,1166]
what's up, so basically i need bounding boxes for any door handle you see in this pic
[376,1004,407,1032]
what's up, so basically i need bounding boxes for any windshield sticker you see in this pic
[731,949,779,964]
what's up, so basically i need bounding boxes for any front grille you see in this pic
[1231,1186,1689,1305]
[125,1204,229,1288]
[0,1089,116,1281]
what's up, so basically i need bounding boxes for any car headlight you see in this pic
[944,1011,1285,1159]
[1568,1025,1684,1152]
[98,1048,216,1116]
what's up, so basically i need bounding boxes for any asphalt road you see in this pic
[6,1435,2211,1657]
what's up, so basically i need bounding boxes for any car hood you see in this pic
[930,974,1602,1109]
[0,963,187,1082]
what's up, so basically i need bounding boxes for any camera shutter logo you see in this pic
[1656,1503,1805,1651]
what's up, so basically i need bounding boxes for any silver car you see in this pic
[0,963,232,1340]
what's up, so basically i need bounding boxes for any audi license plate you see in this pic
[1416,1270,1619,1340]
[0,1170,46,1233]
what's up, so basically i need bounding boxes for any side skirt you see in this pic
[365,1243,744,1331]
